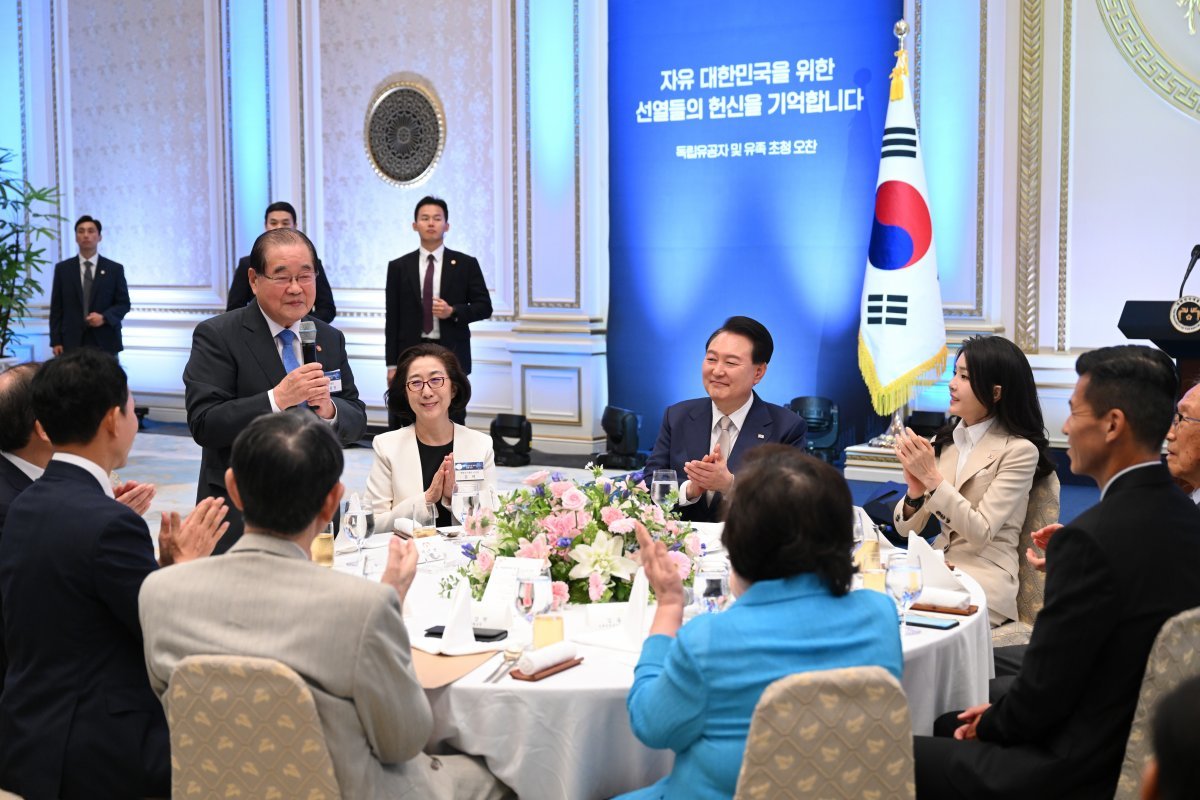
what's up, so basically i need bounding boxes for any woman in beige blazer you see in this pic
[893,336,1056,626]
[368,344,496,535]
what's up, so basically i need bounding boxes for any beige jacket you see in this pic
[893,423,1039,625]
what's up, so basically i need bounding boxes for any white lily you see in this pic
[568,530,638,581]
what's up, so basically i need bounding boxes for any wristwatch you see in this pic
[903,493,926,510]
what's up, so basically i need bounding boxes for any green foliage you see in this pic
[0,149,64,357]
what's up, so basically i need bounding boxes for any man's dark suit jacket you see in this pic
[914,463,1200,799]
[183,300,367,552]
[0,455,34,691]
[226,254,336,322]
[0,460,169,799]
[643,393,808,523]
[48,255,131,354]
[384,248,492,373]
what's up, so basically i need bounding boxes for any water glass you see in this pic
[335,500,363,556]
[651,470,679,510]
[452,490,482,529]
[692,555,731,614]
[852,511,865,555]
[885,554,924,635]
[414,502,438,538]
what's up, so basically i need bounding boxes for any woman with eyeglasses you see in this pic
[366,343,496,533]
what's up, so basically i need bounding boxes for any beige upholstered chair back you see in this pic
[734,666,914,800]
[165,654,341,800]
[1114,606,1200,799]
[992,471,1060,647]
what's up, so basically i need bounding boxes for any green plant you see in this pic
[0,148,63,357]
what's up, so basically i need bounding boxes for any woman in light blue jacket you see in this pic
[621,446,903,800]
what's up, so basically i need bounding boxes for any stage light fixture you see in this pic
[490,413,533,467]
[596,405,647,470]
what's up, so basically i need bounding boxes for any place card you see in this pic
[477,556,542,627]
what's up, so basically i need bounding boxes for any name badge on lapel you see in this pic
[456,461,485,482]
[324,369,343,394]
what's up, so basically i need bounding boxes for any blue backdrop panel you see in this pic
[608,0,902,449]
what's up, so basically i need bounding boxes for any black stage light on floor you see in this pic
[596,405,647,471]
[491,413,533,467]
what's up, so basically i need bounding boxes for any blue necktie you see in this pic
[277,329,301,373]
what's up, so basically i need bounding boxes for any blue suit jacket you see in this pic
[49,255,130,354]
[643,393,807,522]
[0,455,35,694]
[0,460,168,799]
[622,575,903,800]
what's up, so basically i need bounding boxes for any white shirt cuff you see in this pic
[676,479,699,506]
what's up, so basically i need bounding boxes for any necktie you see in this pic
[82,260,94,314]
[708,415,733,504]
[276,329,307,408]
[422,253,435,335]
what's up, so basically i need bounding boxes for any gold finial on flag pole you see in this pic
[891,19,910,101]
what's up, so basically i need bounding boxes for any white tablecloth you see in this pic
[343,536,992,799]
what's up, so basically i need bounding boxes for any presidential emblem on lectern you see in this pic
[1170,296,1200,333]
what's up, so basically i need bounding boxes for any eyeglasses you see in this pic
[257,271,318,287]
[406,376,447,393]
[1171,410,1200,428]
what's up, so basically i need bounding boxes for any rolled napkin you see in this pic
[905,534,972,610]
[392,518,415,536]
[916,585,972,611]
[517,641,577,676]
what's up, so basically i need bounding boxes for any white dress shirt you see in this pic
[677,395,754,506]
[2,451,44,482]
[51,452,115,499]
[951,416,995,481]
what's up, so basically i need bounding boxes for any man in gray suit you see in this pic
[138,411,511,799]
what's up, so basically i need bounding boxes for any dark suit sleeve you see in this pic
[384,258,400,366]
[225,258,252,313]
[93,511,159,641]
[101,262,131,327]
[49,263,64,346]
[976,527,1120,745]
[313,257,336,323]
[183,318,273,450]
[780,411,807,451]
[326,326,367,444]
[452,255,492,324]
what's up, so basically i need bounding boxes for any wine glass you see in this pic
[651,469,679,510]
[692,555,730,614]
[886,554,924,635]
[452,490,481,534]
[513,566,553,648]
[334,499,363,559]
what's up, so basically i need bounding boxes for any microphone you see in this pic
[1181,245,1200,298]
[299,320,318,364]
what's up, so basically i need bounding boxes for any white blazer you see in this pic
[366,423,497,534]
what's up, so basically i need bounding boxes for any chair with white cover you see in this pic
[165,654,340,800]
[733,666,914,800]
[1113,606,1200,799]
[991,471,1060,646]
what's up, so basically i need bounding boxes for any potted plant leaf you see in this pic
[0,148,63,364]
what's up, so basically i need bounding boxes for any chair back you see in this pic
[165,654,340,800]
[734,666,913,800]
[1114,606,1200,799]
[1015,471,1059,623]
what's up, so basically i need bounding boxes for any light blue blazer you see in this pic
[620,573,903,800]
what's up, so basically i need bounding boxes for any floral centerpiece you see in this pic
[445,465,701,605]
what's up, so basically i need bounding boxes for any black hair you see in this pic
[721,445,855,594]
[31,350,128,445]
[932,336,1055,479]
[704,315,774,364]
[1075,345,1177,452]
[386,344,471,425]
[248,227,318,276]
[231,410,343,536]
[413,196,449,221]
[263,201,297,225]
[74,215,102,235]
[0,363,40,451]
[1151,674,1200,800]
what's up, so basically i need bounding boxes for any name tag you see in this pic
[324,369,343,394]
[455,461,485,482]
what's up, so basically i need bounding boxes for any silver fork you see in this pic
[483,645,523,683]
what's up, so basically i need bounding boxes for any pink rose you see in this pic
[600,506,626,526]
[540,512,582,542]
[516,534,552,562]
[561,487,589,511]
[666,550,692,580]
[549,480,574,499]
[650,504,666,525]
[476,549,496,575]
[523,470,551,486]
[588,572,606,602]
[608,518,636,534]
[551,581,570,610]
[665,520,680,535]
[684,533,702,556]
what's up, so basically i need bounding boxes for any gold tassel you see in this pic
[858,335,948,416]
[889,48,908,101]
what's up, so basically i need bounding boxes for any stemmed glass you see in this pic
[334,499,364,563]
[852,512,866,555]
[886,554,924,635]
[452,490,481,534]
[650,470,679,510]
[513,565,553,648]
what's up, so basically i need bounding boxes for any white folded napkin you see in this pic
[517,641,577,675]
[393,518,415,535]
[906,534,971,610]
[409,580,502,656]
[571,568,650,653]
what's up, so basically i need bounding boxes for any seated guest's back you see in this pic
[0,350,226,799]
[619,446,902,799]
[1141,675,1200,800]
[139,411,510,799]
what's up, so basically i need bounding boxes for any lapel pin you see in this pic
[757,433,765,439]
[316,345,323,352]
[450,259,457,266]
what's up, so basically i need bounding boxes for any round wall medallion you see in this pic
[364,81,446,187]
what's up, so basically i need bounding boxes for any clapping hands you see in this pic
[683,443,734,498]
[424,454,456,506]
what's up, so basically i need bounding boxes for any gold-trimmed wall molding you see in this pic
[1015,0,1045,353]
[1057,0,1074,352]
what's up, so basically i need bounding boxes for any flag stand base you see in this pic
[867,407,906,448]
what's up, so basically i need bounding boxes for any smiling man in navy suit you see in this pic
[49,215,131,356]
[643,316,807,523]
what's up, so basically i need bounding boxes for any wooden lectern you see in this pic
[1118,300,1200,395]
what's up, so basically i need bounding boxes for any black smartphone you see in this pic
[905,613,959,631]
[424,625,508,642]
